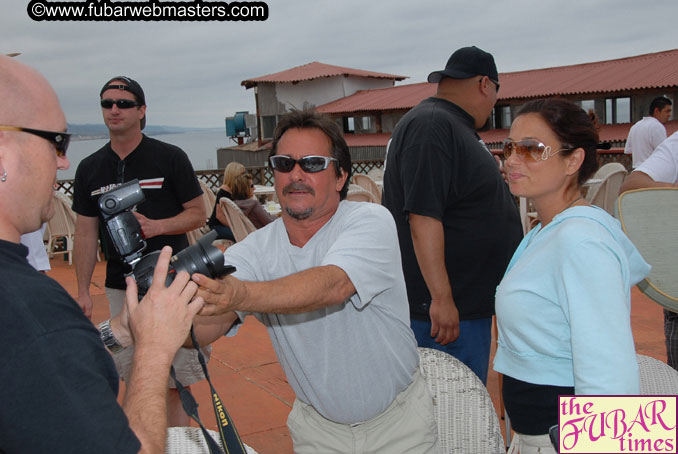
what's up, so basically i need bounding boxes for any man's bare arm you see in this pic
[73,214,100,319]
[193,265,356,316]
[620,170,676,193]
[121,247,204,454]
[409,213,459,344]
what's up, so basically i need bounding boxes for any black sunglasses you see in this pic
[480,77,500,92]
[0,125,70,157]
[269,155,337,173]
[101,99,140,109]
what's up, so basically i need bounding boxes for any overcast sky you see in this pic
[4,0,678,128]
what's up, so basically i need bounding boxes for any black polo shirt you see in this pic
[72,135,202,289]
[382,97,522,320]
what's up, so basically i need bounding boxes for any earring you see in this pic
[0,172,6,182]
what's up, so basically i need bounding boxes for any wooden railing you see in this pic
[55,152,629,196]
[56,159,386,195]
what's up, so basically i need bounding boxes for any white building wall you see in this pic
[271,76,395,113]
[275,78,346,112]
[342,77,395,97]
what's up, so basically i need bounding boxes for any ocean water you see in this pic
[58,129,232,180]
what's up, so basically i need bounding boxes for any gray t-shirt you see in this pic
[224,201,419,424]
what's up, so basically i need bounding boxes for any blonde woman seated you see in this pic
[207,161,245,241]
[231,173,274,229]
[493,99,651,454]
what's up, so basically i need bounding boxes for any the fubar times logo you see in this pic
[559,396,677,453]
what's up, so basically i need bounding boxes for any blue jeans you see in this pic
[212,224,235,242]
[410,317,492,384]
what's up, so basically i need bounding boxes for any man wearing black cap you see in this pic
[72,76,206,425]
[382,46,522,384]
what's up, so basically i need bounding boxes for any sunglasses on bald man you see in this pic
[0,125,71,157]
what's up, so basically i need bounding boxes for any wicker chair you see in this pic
[418,347,505,454]
[638,354,678,394]
[165,427,257,454]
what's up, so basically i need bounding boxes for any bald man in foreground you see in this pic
[0,56,204,453]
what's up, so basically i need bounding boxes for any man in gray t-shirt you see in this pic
[193,110,438,454]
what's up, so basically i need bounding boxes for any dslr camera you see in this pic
[98,179,235,296]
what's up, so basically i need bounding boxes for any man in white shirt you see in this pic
[624,96,672,168]
[620,131,678,372]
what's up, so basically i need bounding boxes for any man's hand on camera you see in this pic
[192,273,245,316]
[132,211,162,239]
[125,246,205,357]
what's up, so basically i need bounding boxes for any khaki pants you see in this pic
[286,369,439,454]
[106,287,210,388]
[507,432,557,454]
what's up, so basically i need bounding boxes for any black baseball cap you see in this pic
[427,46,499,87]
[100,76,146,130]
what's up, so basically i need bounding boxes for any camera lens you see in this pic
[131,230,235,298]
[172,231,226,278]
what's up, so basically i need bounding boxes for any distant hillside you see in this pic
[68,123,220,140]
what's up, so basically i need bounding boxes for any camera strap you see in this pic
[170,327,247,454]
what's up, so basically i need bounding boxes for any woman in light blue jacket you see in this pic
[493,99,650,453]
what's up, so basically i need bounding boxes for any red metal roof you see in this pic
[499,49,678,100]
[241,61,407,89]
[317,49,678,114]
[327,121,678,150]
[482,120,678,147]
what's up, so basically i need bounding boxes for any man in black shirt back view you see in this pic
[382,46,522,384]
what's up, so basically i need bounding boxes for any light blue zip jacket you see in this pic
[493,205,651,394]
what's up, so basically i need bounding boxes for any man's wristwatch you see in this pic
[98,319,124,353]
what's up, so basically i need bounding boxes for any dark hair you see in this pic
[649,96,672,116]
[516,98,599,186]
[269,109,352,200]
[231,173,253,201]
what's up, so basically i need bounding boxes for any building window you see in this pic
[344,116,375,133]
[580,100,595,114]
[261,115,277,140]
[355,116,374,133]
[493,106,511,129]
[605,97,631,124]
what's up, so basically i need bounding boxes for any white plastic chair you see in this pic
[615,187,678,312]
[352,174,381,202]
[586,163,628,215]
[198,180,217,221]
[186,181,218,245]
[46,193,76,264]
[367,166,384,181]
[418,347,505,454]
[346,185,378,203]
[219,198,256,242]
